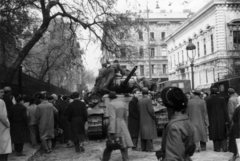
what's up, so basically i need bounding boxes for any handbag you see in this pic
[106,135,123,150]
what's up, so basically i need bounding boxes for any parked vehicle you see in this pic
[211,76,240,104]
[157,79,191,93]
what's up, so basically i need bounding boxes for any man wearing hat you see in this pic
[66,92,88,153]
[2,87,14,115]
[227,87,238,121]
[187,89,209,151]
[138,88,157,152]
[206,86,230,152]
[156,87,195,161]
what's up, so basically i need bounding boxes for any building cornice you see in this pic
[166,0,240,42]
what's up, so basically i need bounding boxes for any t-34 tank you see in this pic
[86,66,138,139]
[108,65,138,94]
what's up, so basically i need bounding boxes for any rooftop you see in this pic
[140,12,190,19]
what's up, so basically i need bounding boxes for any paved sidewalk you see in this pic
[8,143,40,161]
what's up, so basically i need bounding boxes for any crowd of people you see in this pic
[0,87,88,161]
[1,83,240,161]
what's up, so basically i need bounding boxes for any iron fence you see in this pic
[0,67,70,95]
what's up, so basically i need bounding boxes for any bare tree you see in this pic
[0,0,143,82]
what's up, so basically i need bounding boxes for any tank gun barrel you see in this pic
[122,66,138,87]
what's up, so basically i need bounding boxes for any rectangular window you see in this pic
[139,31,143,40]
[139,46,144,58]
[150,32,154,40]
[161,32,165,40]
[197,42,200,57]
[140,65,144,76]
[203,38,206,55]
[151,65,155,74]
[178,52,180,63]
[175,54,176,65]
[120,48,126,58]
[150,48,155,57]
[233,31,240,48]
[182,50,184,63]
[211,34,214,53]
[161,47,167,56]
[119,32,124,39]
[121,65,126,69]
[163,64,167,74]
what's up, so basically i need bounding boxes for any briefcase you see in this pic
[106,136,123,150]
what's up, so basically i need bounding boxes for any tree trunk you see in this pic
[6,20,51,83]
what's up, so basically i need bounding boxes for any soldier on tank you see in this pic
[94,63,107,90]
[100,60,125,91]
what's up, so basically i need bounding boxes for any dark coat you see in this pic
[206,94,229,141]
[2,94,13,116]
[161,113,195,161]
[58,101,69,140]
[66,99,88,143]
[128,97,139,137]
[229,105,240,154]
[102,63,125,89]
[9,103,29,143]
[138,95,157,139]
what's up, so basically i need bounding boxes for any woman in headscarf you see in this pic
[156,87,196,161]
[228,96,240,161]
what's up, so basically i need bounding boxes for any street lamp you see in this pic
[186,38,196,89]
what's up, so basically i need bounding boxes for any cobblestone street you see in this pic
[30,139,233,161]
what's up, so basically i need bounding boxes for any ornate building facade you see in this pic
[166,0,240,89]
[101,11,189,82]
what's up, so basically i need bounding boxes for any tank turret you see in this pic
[108,66,138,94]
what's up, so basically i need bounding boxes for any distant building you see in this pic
[166,0,240,89]
[101,11,189,82]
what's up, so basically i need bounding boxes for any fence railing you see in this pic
[0,67,70,95]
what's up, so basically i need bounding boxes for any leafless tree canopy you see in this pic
[0,0,144,82]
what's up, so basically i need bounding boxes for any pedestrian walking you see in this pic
[66,92,88,153]
[128,88,140,150]
[58,95,69,143]
[206,87,230,152]
[2,87,14,116]
[186,89,209,151]
[228,96,240,161]
[9,96,29,156]
[27,97,38,148]
[156,87,196,161]
[227,87,238,121]
[35,93,58,153]
[102,91,133,161]
[0,99,11,161]
[138,88,157,152]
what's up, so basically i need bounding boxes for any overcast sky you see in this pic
[82,0,211,76]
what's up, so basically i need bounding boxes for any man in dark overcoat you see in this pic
[66,92,88,153]
[206,87,230,152]
[2,87,13,116]
[138,88,157,151]
[128,88,140,149]
[58,96,69,143]
[9,96,29,156]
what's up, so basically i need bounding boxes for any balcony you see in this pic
[175,62,187,72]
